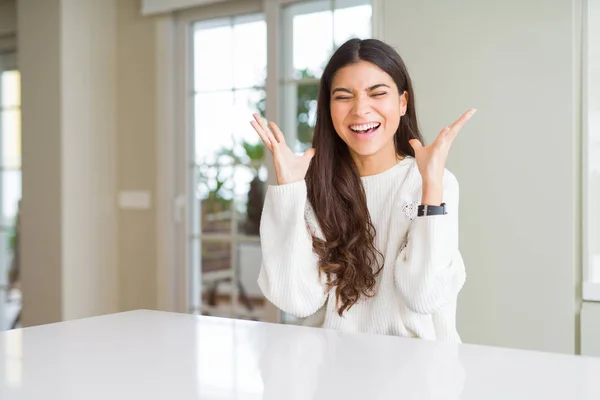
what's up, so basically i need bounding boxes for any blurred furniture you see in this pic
[200,209,263,320]
[3,200,21,330]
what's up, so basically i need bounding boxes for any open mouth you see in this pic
[349,122,381,137]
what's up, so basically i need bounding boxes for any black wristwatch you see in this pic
[417,203,447,217]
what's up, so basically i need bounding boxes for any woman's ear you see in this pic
[400,90,408,116]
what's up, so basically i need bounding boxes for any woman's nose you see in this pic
[351,97,372,117]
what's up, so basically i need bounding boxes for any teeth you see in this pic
[350,122,380,132]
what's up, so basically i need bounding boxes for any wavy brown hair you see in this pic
[305,38,424,316]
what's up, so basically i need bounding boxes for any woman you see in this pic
[250,38,475,342]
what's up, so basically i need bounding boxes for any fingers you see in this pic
[251,113,278,148]
[447,108,477,140]
[409,139,423,152]
[435,126,451,146]
[250,120,273,151]
[268,121,286,144]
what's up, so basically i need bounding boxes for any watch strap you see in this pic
[417,203,447,217]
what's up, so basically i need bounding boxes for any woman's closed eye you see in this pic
[333,92,386,100]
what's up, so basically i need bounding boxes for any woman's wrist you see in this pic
[421,181,443,205]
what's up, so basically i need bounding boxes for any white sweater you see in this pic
[257,156,466,342]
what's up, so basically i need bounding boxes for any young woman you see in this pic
[250,38,475,342]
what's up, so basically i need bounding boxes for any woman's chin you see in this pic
[346,139,397,161]
[348,144,383,158]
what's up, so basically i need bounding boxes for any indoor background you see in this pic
[0,0,598,361]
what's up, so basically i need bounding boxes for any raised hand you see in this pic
[250,113,316,185]
[409,108,476,204]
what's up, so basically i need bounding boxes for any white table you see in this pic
[0,310,599,399]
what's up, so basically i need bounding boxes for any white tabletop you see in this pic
[0,310,599,399]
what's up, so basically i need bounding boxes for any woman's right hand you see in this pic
[250,113,316,185]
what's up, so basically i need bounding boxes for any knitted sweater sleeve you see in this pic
[257,180,328,318]
[395,171,467,315]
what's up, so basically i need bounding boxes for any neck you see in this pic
[352,146,401,177]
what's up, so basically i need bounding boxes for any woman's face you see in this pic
[330,60,407,162]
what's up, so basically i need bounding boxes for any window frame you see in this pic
[583,0,600,302]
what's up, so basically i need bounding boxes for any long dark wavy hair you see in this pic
[306,38,425,316]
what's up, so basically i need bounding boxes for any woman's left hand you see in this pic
[409,108,476,204]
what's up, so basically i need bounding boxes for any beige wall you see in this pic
[19,0,123,324]
[19,0,64,326]
[60,0,119,319]
[116,0,158,312]
[383,0,581,354]
[0,0,17,36]
[0,0,17,56]
[17,0,159,326]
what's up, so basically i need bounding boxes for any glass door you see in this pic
[183,12,269,320]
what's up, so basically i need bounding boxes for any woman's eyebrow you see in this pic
[331,83,391,94]
[331,87,353,94]
[367,83,391,91]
